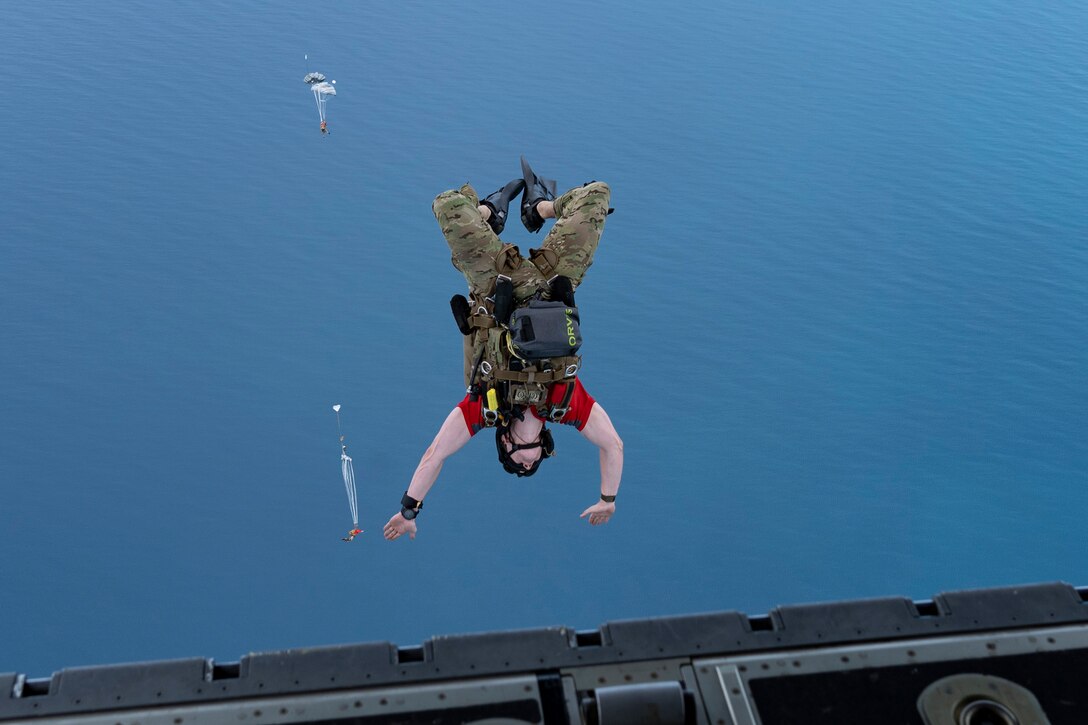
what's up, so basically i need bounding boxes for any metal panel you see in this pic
[11,674,543,725]
[3,582,1086,722]
[698,623,1088,725]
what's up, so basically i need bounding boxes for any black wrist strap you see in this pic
[600,494,616,503]
[402,492,423,511]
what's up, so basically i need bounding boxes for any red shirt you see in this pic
[457,379,596,436]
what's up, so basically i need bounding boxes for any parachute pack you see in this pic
[507,301,582,361]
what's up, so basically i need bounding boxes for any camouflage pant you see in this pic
[432,180,612,303]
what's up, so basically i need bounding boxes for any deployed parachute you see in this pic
[332,404,360,540]
[304,71,337,133]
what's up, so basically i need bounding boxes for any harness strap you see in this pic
[547,381,577,422]
[492,353,581,382]
[494,368,570,384]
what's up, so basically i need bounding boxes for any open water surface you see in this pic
[1,0,1086,677]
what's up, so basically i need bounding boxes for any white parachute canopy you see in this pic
[305,74,337,123]
[332,404,358,527]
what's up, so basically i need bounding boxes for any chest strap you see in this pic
[493,354,580,385]
[494,368,569,384]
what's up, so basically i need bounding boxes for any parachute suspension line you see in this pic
[333,404,359,527]
[342,449,358,526]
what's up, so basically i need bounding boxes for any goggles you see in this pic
[495,425,555,477]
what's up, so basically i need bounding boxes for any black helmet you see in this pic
[495,421,555,477]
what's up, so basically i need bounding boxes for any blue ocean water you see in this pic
[1,0,1086,677]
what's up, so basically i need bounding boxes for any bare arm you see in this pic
[384,407,472,540]
[406,407,472,500]
[578,402,624,525]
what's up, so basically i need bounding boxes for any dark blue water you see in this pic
[2,0,1086,677]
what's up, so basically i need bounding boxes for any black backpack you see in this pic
[507,300,582,360]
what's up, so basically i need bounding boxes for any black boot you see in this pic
[520,155,558,233]
[481,179,525,235]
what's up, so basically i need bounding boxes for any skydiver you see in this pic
[383,158,621,542]
[341,528,363,542]
[320,120,328,135]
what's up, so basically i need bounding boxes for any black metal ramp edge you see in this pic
[2,581,1086,720]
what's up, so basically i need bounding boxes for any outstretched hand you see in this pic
[383,512,417,541]
[580,500,616,526]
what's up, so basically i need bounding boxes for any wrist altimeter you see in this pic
[401,492,423,520]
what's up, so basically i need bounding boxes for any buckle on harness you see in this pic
[564,364,579,377]
[548,407,568,422]
[547,381,576,423]
[480,360,493,376]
